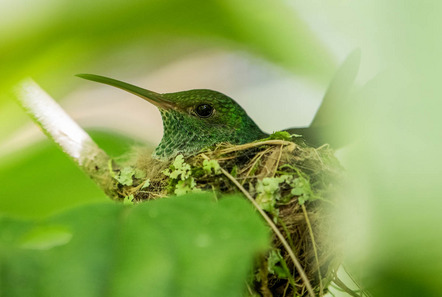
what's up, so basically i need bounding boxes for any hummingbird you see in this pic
[77,51,359,159]
[77,74,268,159]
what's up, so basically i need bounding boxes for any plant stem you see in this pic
[13,78,118,199]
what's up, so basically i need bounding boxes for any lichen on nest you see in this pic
[106,132,353,297]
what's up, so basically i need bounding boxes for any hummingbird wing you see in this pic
[285,49,361,148]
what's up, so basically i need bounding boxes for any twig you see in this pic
[242,148,271,183]
[302,204,324,296]
[216,140,294,154]
[332,276,360,297]
[342,265,370,297]
[200,153,316,297]
[13,78,118,199]
[271,144,284,177]
[245,282,254,296]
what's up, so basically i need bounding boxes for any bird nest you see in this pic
[107,132,355,297]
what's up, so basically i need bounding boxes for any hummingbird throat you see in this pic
[153,110,220,159]
[152,109,266,160]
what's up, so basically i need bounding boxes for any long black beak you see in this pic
[76,74,175,109]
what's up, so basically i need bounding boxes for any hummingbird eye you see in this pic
[195,104,214,118]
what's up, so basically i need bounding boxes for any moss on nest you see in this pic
[107,132,353,297]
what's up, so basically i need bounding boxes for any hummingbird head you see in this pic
[77,74,267,159]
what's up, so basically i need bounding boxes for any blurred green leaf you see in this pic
[0,193,269,297]
[0,140,109,219]
[19,225,72,250]
[0,130,144,219]
[0,0,333,94]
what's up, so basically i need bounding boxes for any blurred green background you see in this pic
[1,0,442,296]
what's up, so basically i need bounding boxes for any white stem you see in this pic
[13,78,117,198]
[14,79,96,164]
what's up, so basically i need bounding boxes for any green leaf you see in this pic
[117,167,135,186]
[255,177,285,212]
[230,165,238,178]
[290,176,315,205]
[123,194,135,205]
[266,131,293,141]
[19,225,72,250]
[174,178,200,196]
[203,159,221,175]
[141,179,150,189]
[0,193,269,297]
[0,141,108,219]
[163,154,192,180]
[267,249,290,279]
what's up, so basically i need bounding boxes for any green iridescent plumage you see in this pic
[77,74,267,159]
[157,90,267,159]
